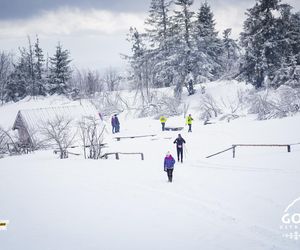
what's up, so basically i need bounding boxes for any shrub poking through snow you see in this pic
[247,86,300,120]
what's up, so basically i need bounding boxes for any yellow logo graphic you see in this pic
[0,220,9,230]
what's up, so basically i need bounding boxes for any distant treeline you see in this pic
[0,37,123,103]
[0,0,299,104]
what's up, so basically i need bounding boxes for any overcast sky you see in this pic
[0,0,299,71]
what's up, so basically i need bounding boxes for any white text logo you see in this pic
[280,197,300,240]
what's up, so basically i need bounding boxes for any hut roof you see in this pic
[12,104,101,145]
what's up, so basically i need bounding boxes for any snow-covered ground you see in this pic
[1,81,300,249]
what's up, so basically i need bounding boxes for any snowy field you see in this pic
[1,82,300,249]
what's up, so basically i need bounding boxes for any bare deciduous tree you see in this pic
[40,116,76,159]
[0,126,19,155]
[103,67,121,92]
[79,117,105,159]
[70,68,104,99]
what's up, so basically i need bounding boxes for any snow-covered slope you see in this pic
[1,81,300,250]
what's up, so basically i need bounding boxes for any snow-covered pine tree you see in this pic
[48,43,72,95]
[290,12,300,64]
[5,48,28,102]
[172,0,195,96]
[270,5,300,87]
[86,70,97,95]
[34,37,46,96]
[240,0,285,88]
[0,52,13,104]
[193,2,223,82]
[221,28,240,79]
[144,0,174,88]
[126,27,150,103]
[145,0,171,49]
[9,37,39,99]
[26,37,38,97]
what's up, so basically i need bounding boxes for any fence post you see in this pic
[141,153,144,160]
[287,145,291,152]
[232,146,236,158]
[116,153,119,160]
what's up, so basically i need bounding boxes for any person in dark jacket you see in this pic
[173,134,186,163]
[164,152,176,182]
[111,115,116,134]
[114,114,120,133]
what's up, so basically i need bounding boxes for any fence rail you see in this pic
[232,144,291,158]
[206,147,235,159]
[206,143,298,159]
[101,152,144,160]
[115,135,156,141]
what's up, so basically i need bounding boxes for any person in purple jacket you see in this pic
[164,152,176,183]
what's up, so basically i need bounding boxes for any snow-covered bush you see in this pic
[197,82,300,121]
[247,90,274,120]
[0,126,23,156]
[156,95,182,117]
[199,94,222,121]
[138,94,182,119]
[198,86,248,122]
[247,86,300,120]
[91,92,125,117]
[219,91,246,121]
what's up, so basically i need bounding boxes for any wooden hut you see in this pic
[12,104,101,148]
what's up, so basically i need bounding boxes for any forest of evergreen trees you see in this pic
[0,38,73,103]
[0,0,299,104]
[127,0,300,97]
[0,37,122,104]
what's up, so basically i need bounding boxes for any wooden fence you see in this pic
[206,143,297,159]
[114,134,156,141]
[101,152,144,160]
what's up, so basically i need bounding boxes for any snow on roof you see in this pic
[13,104,102,145]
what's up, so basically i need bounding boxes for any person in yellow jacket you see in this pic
[186,114,193,132]
[160,116,167,131]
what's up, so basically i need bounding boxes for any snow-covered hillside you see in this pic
[1,81,300,250]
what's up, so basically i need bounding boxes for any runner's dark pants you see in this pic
[177,147,183,162]
[161,123,165,131]
[167,169,173,182]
